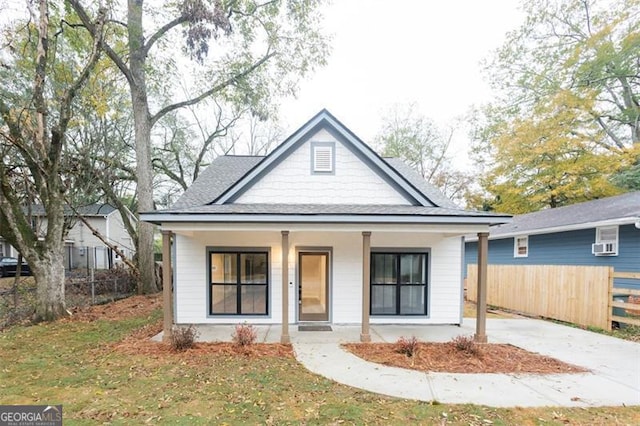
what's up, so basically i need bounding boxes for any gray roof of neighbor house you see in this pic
[488,191,640,237]
[29,203,117,217]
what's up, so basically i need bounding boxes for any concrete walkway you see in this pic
[157,319,640,407]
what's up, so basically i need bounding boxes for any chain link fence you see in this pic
[0,267,136,330]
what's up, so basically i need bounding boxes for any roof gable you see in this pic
[213,109,437,207]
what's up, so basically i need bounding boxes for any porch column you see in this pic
[361,231,372,342]
[161,230,174,343]
[474,231,489,343]
[281,231,290,344]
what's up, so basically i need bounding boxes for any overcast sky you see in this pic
[278,0,525,165]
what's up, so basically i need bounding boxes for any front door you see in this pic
[299,252,329,321]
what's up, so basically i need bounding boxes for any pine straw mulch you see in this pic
[66,293,163,322]
[105,319,293,364]
[342,342,589,375]
[64,294,294,362]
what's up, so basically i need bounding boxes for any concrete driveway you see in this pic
[157,318,640,407]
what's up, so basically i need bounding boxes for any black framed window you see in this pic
[371,252,428,315]
[209,251,268,315]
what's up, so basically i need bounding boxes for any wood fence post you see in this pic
[607,267,614,331]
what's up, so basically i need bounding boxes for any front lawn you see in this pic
[0,296,638,425]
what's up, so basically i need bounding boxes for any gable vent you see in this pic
[313,146,333,172]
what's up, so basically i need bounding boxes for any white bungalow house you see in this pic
[141,110,509,343]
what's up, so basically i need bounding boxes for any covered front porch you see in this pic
[159,222,491,344]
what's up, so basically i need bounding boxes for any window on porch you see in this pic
[371,252,428,315]
[209,251,269,315]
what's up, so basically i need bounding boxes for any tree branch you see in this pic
[67,0,134,85]
[150,51,275,126]
[143,15,189,56]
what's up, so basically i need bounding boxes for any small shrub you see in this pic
[232,323,257,346]
[451,335,479,355]
[169,325,199,351]
[395,336,419,357]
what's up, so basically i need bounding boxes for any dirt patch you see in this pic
[67,293,162,322]
[343,342,588,374]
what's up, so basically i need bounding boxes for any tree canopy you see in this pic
[375,104,472,206]
[473,0,640,213]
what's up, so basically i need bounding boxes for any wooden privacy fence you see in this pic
[609,271,640,330]
[467,264,619,330]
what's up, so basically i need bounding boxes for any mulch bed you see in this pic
[343,342,588,374]
[110,319,293,361]
[67,293,162,322]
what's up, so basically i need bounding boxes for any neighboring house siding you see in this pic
[465,224,640,288]
[36,211,134,269]
[235,129,411,205]
[174,230,463,325]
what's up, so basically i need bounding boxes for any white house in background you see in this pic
[1,203,135,270]
[141,110,510,342]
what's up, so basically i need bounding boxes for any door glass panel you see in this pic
[300,254,328,320]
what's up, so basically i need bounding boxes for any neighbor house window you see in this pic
[514,236,529,258]
[593,226,618,256]
[209,251,269,315]
[371,252,428,315]
[311,142,335,173]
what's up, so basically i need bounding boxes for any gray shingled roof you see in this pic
[171,155,459,210]
[490,191,640,236]
[29,203,116,216]
[172,156,264,209]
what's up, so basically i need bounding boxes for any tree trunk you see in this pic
[128,0,157,294]
[33,249,66,321]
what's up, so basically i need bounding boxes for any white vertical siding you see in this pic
[235,129,410,205]
[174,230,463,325]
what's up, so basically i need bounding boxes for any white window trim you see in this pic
[593,225,619,256]
[513,235,529,258]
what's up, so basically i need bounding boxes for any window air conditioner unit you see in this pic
[592,242,616,255]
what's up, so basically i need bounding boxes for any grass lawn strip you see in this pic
[0,295,638,425]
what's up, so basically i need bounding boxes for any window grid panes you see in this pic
[371,253,428,315]
[210,251,268,315]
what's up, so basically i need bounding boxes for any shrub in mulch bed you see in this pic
[395,336,419,357]
[232,323,258,347]
[169,325,199,352]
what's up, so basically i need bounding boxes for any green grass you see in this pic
[1,307,639,425]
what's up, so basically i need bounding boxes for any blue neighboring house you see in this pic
[465,191,640,290]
